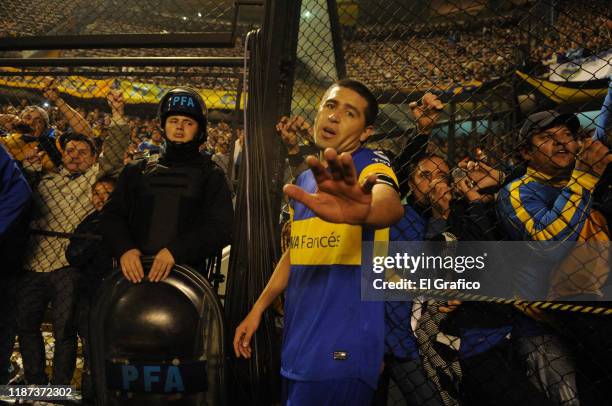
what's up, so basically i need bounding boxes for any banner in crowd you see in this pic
[516,70,609,104]
[0,67,245,110]
[444,79,483,95]
[549,49,612,82]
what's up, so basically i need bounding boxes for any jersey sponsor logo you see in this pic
[290,217,362,265]
[289,231,342,249]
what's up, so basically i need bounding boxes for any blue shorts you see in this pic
[281,377,374,406]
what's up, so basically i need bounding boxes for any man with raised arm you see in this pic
[17,90,130,386]
[234,79,403,405]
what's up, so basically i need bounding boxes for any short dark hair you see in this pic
[60,132,97,156]
[93,176,116,190]
[411,153,448,177]
[333,79,379,127]
[397,153,448,198]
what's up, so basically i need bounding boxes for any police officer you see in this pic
[100,87,233,282]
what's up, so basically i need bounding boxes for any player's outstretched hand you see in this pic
[283,148,377,225]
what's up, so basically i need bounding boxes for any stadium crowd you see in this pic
[343,0,611,92]
[3,0,609,93]
[0,96,238,178]
[0,79,239,400]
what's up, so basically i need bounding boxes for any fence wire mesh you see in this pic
[0,1,250,403]
[282,1,612,405]
[0,42,245,404]
[0,0,611,405]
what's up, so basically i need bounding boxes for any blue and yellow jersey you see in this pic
[497,167,609,298]
[497,167,601,242]
[0,144,32,237]
[0,129,62,172]
[281,147,398,389]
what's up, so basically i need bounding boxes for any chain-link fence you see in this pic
[0,1,251,401]
[1,0,611,405]
[0,69,244,400]
[278,0,612,405]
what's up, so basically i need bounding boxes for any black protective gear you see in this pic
[99,153,233,271]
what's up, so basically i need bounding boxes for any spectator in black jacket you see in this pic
[65,176,115,403]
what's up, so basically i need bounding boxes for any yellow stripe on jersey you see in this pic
[509,176,587,241]
[373,227,390,259]
[358,163,399,185]
[289,216,362,265]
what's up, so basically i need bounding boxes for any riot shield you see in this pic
[90,258,225,405]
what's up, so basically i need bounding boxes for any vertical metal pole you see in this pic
[550,0,556,26]
[225,1,302,405]
[327,0,347,79]
[227,74,244,186]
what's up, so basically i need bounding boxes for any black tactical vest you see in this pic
[133,158,209,255]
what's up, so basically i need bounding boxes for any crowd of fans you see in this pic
[3,0,609,94]
[0,80,245,398]
[0,67,610,406]
[0,92,239,178]
[0,0,238,37]
[58,20,244,90]
[0,0,68,37]
[343,0,611,92]
[534,2,611,68]
[0,2,245,90]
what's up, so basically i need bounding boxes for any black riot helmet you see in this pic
[158,87,208,144]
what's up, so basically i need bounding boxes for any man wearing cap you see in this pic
[100,87,233,282]
[496,109,611,406]
[497,110,611,295]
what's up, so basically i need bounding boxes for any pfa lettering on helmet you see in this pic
[168,95,197,109]
[159,87,208,143]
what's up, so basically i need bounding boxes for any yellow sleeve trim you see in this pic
[509,177,587,241]
[570,170,598,192]
[358,163,398,185]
